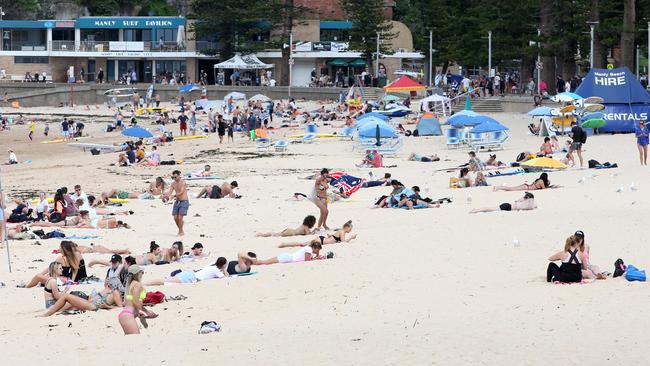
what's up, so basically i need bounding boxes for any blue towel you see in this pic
[65,235,99,239]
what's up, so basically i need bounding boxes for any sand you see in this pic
[0,102,648,365]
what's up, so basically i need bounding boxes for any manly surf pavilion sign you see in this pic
[76,17,185,29]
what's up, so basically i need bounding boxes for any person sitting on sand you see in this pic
[226,252,257,275]
[256,215,317,237]
[408,153,440,162]
[255,242,325,265]
[139,145,161,166]
[575,230,608,280]
[473,172,488,187]
[457,168,473,188]
[79,196,132,217]
[539,137,554,156]
[547,234,587,283]
[161,241,183,263]
[376,180,405,208]
[470,192,537,213]
[145,257,229,285]
[119,265,158,335]
[397,187,441,209]
[187,165,213,178]
[279,220,357,247]
[493,173,551,191]
[182,242,209,260]
[39,261,111,316]
[467,151,485,171]
[197,181,239,199]
[25,240,88,288]
[99,178,166,203]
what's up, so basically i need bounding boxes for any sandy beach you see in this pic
[1,102,649,365]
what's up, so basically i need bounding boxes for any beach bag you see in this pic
[625,265,646,282]
[199,321,222,334]
[144,291,166,305]
[44,230,66,239]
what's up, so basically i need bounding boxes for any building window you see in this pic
[124,29,152,42]
[154,28,177,43]
[320,29,350,42]
[15,56,49,64]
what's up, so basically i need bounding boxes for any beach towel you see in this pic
[399,204,429,209]
[144,291,166,304]
[553,279,595,285]
[65,235,99,240]
[328,171,365,196]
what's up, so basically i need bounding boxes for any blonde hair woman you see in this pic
[119,265,157,335]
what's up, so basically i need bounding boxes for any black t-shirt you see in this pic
[178,115,188,124]
[571,126,584,143]
[61,121,69,131]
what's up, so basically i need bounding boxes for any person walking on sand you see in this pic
[313,168,330,230]
[635,119,649,165]
[163,170,189,236]
[28,120,36,141]
[568,121,586,167]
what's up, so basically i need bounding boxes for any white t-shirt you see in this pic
[8,152,17,163]
[194,265,225,281]
[36,198,49,213]
[269,79,276,87]
[71,191,89,206]
[292,246,312,262]
[80,203,99,219]
[461,78,470,89]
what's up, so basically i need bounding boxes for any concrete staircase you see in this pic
[452,97,503,113]
[355,86,381,102]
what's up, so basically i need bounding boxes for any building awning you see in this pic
[327,59,349,66]
[320,21,353,30]
[347,59,367,67]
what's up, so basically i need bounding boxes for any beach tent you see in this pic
[214,54,274,70]
[195,99,223,110]
[416,117,442,136]
[223,92,246,104]
[575,67,650,133]
[421,94,452,116]
[383,76,425,92]
[249,94,271,102]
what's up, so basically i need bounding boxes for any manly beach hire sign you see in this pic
[76,17,185,29]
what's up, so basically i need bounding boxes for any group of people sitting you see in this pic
[374,180,446,209]
[118,141,162,167]
[547,231,612,283]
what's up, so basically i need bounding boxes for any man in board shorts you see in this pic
[163,170,189,236]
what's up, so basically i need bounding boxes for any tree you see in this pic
[340,0,395,72]
[190,0,272,59]
[267,0,310,86]
[620,0,636,70]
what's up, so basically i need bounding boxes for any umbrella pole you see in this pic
[0,169,11,272]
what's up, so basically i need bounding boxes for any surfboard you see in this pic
[67,143,121,152]
[287,133,338,138]
[174,135,208,141]
[41,136,90,144]
[559,105,576,113]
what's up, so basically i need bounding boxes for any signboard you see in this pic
[535,61,543,70]
[76,17,185,29]
[293,42,312,52]
[109,42,145,51]
[288,58,295,66]
[330,42,349,52]
[313,42,331,51]
[607,63,614,70]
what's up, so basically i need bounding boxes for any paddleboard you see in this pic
[559,105,576,113]
[583,96,605,104]
[174,135,208,141]
[287,133,338,138]
[582,103,605,113]
[41,136,90,144]
[67,143,121,152]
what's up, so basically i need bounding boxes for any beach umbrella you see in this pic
[249,94,271,102]
[383,76,426,92]
[580,112,606,129]
[449,113,484,128]
[582,103,605,113]
[122,127,153,139]
[179,84,200,93]
[356,116,389,128]
[527,106,554,116]
[357,112,389,121]
[521,157,568,170]
[358,121,397,138]
[551,92,583,102]
[469,117,509,133]
[383,94,401,102]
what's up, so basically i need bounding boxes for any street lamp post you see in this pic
[637,44,640,78]
[537,28,541,95]
[488,31,492,76]
[587,21,599,69]
[428,30,433,87]
[375,32,380,80]
[288,32,293,98]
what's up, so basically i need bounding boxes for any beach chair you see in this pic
[458,129,468,145]
[369,137,403,156]
[470,131,509,151]
[305,123,318,134]
[339,127,355,140]
[256,138,272,151]
[302,133,316,143]
[274,140,289,152]
[446,128,460,149]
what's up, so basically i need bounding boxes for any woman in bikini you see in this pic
[255,242,324,265]
[162,241,183,262]
[98,177,166,203]
[312,168,330,230]
[256,215,317,237]
[493,173,550,191]
[135,242,163,265]
[25,240,88,288]
[279,220,357,248]
[118,265,157,335]
[575,231,607,280]
[470,192,537,213]
[39,261,98,316]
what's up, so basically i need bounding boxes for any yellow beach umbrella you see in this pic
[521,157,568,170]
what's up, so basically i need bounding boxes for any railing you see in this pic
[49,40,192,53]
[2,43,47,51]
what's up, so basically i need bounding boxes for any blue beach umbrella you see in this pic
[527,106,554,116]
[470,118,509,133]
[357,112,389,121]
[356,116,389,128]
[358,121,397,138]
[122,127,153,138]
[179,84,200,93]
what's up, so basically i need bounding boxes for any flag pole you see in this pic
[0,167,11,272]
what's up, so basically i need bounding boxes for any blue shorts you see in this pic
[172,200,189,216]
[176,271,197,283]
